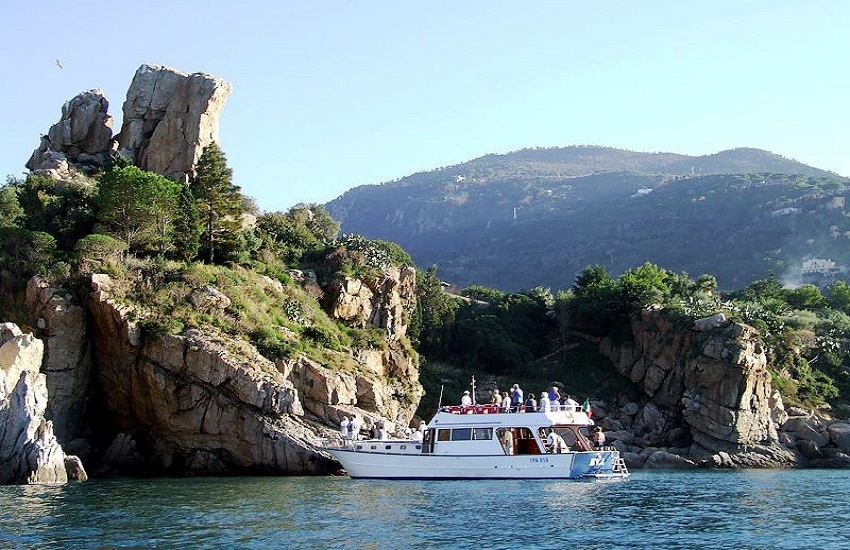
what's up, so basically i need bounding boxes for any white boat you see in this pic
[324,404,629,479]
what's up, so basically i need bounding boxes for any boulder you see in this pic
[189,285,232,312]
[26,89,113,173]
[827,422,850,453]
[64,455,88,481]
[115,64,232,182]
[0,323,70,484]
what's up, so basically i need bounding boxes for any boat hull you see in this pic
[326,447,625,479]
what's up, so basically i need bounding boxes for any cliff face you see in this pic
[598,310,798,468]
[76,266,420,476]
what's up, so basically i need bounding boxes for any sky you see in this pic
[2,1,848,213]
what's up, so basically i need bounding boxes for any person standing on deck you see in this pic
[461,390,473,406]
[524,392,537,412]
[548,386,561,409]
[340,416,350,444]
[563,394,579,411]
[593,427,606,449]
[510,384,524,412]
[502,429,514,455]
[501,391,511,413]
[349,414,360,442]
[539,392,550,413]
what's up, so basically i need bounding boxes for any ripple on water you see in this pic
[1,470,850,549]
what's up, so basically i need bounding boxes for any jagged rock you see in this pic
[0,323,70,484]
[620,402,639,416]
[26,89,113,174]
[692,313,727,331]
[25,150,72,178]
[326,267,417,340]
[189,285,232,312]
[327,278,373,326]
[25,276,92,444]
[115,64,232,182]
[599,309,794,468]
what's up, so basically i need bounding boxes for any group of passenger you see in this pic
[339,414,361,445]
[339,414,425,445]
[468,385,582,413]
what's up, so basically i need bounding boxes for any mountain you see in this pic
[326,146,849,291]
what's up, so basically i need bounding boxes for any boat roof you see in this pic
[429,405,593,429]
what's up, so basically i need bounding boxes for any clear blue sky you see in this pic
[2,1,848,212]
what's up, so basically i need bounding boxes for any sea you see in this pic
[1,470,848,549]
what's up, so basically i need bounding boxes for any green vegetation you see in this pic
[327,147,850,291]
[0,147,416,375]
[415,262,850,416]
[3,144,850,422]
[190,142,244,264]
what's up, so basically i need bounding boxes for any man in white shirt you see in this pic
[461,390,473,406]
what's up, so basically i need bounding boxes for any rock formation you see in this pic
[25,276,92,451]
[0,323,71,483]
[326,266,417,340]
[26,89,114,176]
[114,64,232,182]
[25,64,231,184]
[85,274,337,475]
[597,309,799,468]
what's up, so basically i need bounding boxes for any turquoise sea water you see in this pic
[1,470,848,549]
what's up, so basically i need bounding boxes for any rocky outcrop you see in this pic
[598,309,798,468]
[26,89,114,175]
[85,274,338,475]
[287,266,422,434]
[326,266,417,341]
[115,64,232,182]
[0,323,70,483]
[25,276,92,448]
[777,410,850,467]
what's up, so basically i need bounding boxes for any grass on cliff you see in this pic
[98,258,395,373]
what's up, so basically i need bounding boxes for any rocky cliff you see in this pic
[0,323,84,483]
[593,309,850,469]
[36,264,418,477]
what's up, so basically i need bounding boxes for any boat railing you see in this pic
[439,404,585,415]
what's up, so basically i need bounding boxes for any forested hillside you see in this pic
[327,146,848,291]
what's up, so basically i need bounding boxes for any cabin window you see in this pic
[385,445,392,450]
[473,428,493,440]
[451,428,472,441]
[437,429,451,441]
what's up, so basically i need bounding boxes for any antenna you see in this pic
[471,376,477,405]
[437,384,444,410]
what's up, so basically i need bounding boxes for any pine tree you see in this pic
[189,142,243,263]
[172,182,202,261]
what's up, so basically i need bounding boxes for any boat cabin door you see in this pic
[422,429,435,454]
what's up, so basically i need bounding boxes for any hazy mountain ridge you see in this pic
[327,147,848,291]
